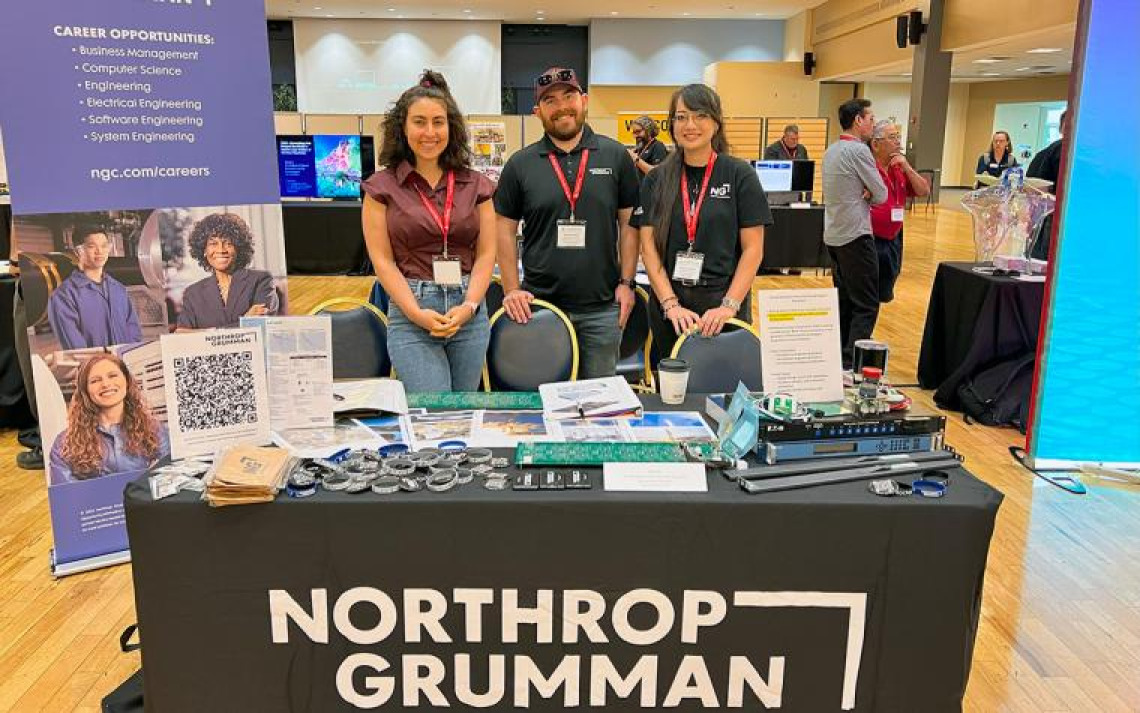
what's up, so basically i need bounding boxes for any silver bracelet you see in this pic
[398,476,424,492]
[465,448,493,465]
[383,458,417,477]
[721,295,741,311]
[454,467,474,485]
[371,475,401,494]
[426,470,458,492]
[409,449,442,468]
[321,474,352,491]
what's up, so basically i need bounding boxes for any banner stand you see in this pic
[52,550,132,579]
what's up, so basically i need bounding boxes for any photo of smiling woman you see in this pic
[635,83,772,358]
[49,353,169,484]
[177,212,279,330]
[361,70,497,393]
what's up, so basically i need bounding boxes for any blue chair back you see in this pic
[310,299,392,379]
[670,319,763,393]
[484,300,577,391]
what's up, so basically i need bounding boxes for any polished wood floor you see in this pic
[2,202,1139,711]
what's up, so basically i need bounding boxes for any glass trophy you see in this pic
[961,167,1056,263]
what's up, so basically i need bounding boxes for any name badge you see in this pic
[672,250,704,284]
[432,256,463,286]
[556,219,587,249]
[891,207,905,222]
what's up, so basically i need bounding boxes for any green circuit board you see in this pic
[515,441,714,466]
[407,392,543,411]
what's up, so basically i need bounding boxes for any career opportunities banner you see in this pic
[0,0,285,576]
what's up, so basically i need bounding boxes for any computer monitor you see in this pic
[276,134,376,199]
[754,160,793,192]
[790,160,815,192]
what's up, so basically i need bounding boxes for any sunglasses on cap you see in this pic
[536,68,576,86]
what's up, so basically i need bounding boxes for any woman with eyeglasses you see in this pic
[635,83,771,358]
[975,130,1017,187]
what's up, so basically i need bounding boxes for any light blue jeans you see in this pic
[386,279,490,393]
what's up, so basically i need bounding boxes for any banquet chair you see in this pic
[616,286,655,392]
[484,275,505,319]
[309,297,393,379]
[670,318,763,393]
[483,299,578,391]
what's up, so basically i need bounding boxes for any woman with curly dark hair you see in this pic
[49,353,168,483]
[361,70,496,392]
[177,212,278,330]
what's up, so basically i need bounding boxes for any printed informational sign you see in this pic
[0,0,285,575]
[756,288,845,403]
[1027,0,1140,469]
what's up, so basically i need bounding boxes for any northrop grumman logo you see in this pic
[269,586,868,709]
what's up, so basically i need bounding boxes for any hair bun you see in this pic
[419,70,450,93]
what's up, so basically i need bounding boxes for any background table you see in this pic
[125,397,1002,713]
[281,201,368,275]
[917,262,1045,410]
[760,205,828,270]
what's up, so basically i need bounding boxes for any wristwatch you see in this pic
[617,278,637,289]
[721,295,742,312]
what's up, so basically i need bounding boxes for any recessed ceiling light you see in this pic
[611,10,619,14]
[387,7,395,11]
[1015,66,1032,71]
[1028,47,1063,54]
[314,5,322,9]
[981,72,1001,77]
[973,58,1001,64]
[682,11,691,15]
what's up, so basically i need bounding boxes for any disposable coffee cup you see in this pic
[658,358,691,405]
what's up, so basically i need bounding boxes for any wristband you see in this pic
[465,448,493,465]
[371,475,401,494]
[426,470,458,492]
[721,295,742,312]
[382,458,416,477]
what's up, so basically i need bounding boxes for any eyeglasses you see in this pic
[673,111,712,125]
[536,69,575,86]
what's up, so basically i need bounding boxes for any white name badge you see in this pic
[432,256,463,286]
[556,219,587,249]
[672,250,705,283]
[891,207,906,222]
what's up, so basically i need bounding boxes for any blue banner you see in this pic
[1028,0,1140,468]
[0,0,285,573]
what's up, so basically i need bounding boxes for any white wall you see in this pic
[590,19,784,87]
[293,19,501,115]
[862,82,912,143]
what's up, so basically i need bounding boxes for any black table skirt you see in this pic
[0,275,33,428]
[917,262,1045,409]
[760,205,829,270]
[282,201,368,275]
[125,397,1002,712]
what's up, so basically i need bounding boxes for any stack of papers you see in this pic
[204,445,294,507]
[333,379,409,417]
[540,376,643,420]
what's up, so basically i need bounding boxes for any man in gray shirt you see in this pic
[823,98,888,366]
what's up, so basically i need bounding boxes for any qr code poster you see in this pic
[160,328,272,459]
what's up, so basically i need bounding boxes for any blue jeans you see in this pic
[563,303,621,380]
[386,279,490,392]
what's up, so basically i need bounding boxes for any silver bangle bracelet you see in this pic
[383,458,417,477]
[465,448,493,465]
[454,467,474,485]
[426,470,458,492]
[398,476,424,492]
[410,449,442,468]
[371,475,401,494]
[321,474,352,491]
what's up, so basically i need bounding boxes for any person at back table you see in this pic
[628,115,668,180]
[869,120,930,304]
[361,70,497,393]
[635,83,771,359]
[822,98,888,368]
[493,66,640,379]
[975,130,1017,186]
[763,124,809,161]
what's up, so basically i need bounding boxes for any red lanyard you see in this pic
[782,141,796,159]
[636,138,656,158]
[840,134,861,142]
[414,170,455,255]
[548,149,589,219]
[680,152,717,249]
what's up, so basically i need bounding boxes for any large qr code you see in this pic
[172,352,260,432]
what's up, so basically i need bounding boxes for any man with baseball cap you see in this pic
[493,67,640,379]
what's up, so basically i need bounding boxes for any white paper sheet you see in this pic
[271,419,383,459]
[603,462,708,492]
[756,288,845,402]
[540,376,642,420]
[243,315,334,431]
[161,329,272,459]
[332,378,409,415]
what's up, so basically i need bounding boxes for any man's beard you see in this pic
[543,109,585,141]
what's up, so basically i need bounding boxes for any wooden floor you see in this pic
[2,205,1139,712]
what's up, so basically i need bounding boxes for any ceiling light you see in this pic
[981,72,1001,77]
[682,11,691,15]
[314,5,322,9]
[973,58,1001,64]
[1015,66,1032,72]
[611,11,619,14]
[463,8,471,12]
[1027,47,1063,53]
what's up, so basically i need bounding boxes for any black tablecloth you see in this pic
[282,201,368,275]
[0,276,32,428]
[760,205,829,269]
[124,397,1001,712]
[917,262,1046,409]
[0,203,11,261]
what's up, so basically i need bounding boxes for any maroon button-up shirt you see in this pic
[362,162,495,281]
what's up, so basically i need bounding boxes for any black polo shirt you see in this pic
[633,154,772,286]
[493,124,639,310]
[637,139,669,168]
